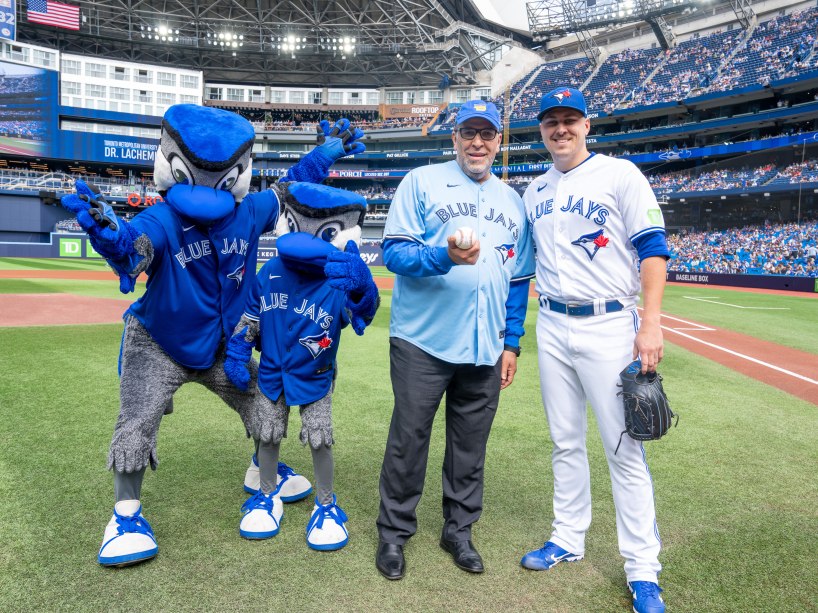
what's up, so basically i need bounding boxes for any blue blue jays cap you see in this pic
[456,100,502,132]
[537,87,588,121]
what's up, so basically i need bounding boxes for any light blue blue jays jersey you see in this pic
[243,257,349,406]
[383,160,535,366]
[126,189,280,369]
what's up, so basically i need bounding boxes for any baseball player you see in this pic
[375,100,535,580]
[520,87,670,613]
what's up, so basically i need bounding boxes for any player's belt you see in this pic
[539,296,624,317]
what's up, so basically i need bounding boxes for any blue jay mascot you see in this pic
[222,182,379,550]
[60,104,365,567]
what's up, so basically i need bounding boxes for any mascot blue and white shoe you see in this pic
[223,182,380,551]
[60,104,365,567]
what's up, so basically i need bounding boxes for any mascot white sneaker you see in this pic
[98,500,158,566]
[239,488,284,539]
[243,455,313,502]
[306,495,349,551]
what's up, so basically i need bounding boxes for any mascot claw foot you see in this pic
[306,495,349,551]
[243,455,313,502]
[239,489,284,539]
[98,500,158,567]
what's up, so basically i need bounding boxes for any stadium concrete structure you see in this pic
[1,0,817,277]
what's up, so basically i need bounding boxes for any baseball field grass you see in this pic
[0,259,816,612]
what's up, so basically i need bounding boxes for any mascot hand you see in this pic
[280,118,366,184]
[326,242,380,335]
[325,241,371,293]
[60,180,143,294]
[61,180,120,240]
[316,118,366,157]
[224,326,254,390]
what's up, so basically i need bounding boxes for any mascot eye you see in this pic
[169,155,193,185]
[317,221,343,243]
[285,212,299,234]
[218,166,241,191]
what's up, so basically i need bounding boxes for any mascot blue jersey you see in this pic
[243,257,349,406]
[127,189,280,369]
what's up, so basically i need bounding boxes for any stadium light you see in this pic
[139,23,181,43]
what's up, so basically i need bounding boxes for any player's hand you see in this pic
[633,319,664,373]
[500,350,518,390]
[447,235,480,265]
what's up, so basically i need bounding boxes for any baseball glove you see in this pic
[614,360,678,454]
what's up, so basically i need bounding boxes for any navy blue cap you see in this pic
[537,87,588,121]
[456,100,502,132]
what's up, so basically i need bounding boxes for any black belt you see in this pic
[538,296,624,317]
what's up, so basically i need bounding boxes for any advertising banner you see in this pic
[380,103,444,118]
[0,0,15,42]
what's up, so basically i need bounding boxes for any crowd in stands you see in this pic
[647,159,818,193]
[623,30,740,108]
[668,221,818,276]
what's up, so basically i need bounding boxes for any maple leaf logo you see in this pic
[318,336,333,349]
[593,234,609,248]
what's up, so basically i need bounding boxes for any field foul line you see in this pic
[683,296,789,310]
[657,312,715,331]
[662,326,818,385]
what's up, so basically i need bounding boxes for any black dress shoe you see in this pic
[376,540,405,580]
[439,538,484,573]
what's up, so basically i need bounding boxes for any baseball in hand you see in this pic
[454,226,476,250]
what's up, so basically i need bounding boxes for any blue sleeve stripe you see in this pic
[243,312,259,322]
[629,226,665,241]
[632,231,670,261]
[382,234,420,243]
[511,273,535,282]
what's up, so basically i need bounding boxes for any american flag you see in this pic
[27,0,80,30]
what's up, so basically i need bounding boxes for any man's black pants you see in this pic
[376,337,501,544]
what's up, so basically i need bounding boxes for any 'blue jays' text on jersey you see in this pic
[243,257,349,406]
[523,154,666,303]
[126,190,280,369]
[383,160,535,366]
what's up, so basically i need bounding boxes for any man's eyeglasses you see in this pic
[457,127,499,141]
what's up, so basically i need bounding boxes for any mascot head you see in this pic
[154,104,255,224]
[276,182,366,251]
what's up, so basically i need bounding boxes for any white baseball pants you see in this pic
[536,305,662,583]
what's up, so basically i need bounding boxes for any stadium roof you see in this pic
[17,0,532,87]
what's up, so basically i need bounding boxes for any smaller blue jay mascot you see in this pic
[223,182,379,550]
[60,104,365,567]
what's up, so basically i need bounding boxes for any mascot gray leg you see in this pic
[238,396,288,540]
[98,317,188,567]
[241,394,313,502]
[301,393,348,551]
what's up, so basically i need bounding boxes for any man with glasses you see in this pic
[375,100,535,579]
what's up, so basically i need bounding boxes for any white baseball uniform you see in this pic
[522,152,666,583]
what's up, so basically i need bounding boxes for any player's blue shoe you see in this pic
[306,495,349,551]
[243,454,313,502]
[239,488,283,539]
[520,541,583,570]
[628,581,665,613]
